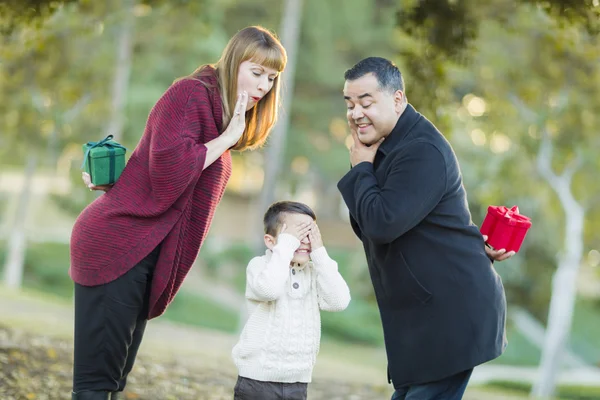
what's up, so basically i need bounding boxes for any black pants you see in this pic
[391,368,473,400]
[233,376,308,400]
[72,245,160,393]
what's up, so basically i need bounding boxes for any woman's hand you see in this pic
[82,172,113,192]
[203,91,248,170]
[222,91,248,147]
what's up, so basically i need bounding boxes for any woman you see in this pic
[70,26,287,399]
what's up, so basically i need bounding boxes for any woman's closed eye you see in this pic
[253,71,275,82]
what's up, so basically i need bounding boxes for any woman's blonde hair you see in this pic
[185,26,287,151]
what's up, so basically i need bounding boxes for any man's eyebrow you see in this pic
[343,93,373,100]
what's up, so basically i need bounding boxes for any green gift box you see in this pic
[81,134,127,186]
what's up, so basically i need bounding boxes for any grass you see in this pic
[0,240,241,334]
[2,238,600,370]
[0,281,598,400]
[491,324,542,366]
[321,297,384,345]
[19,241,73,298]
[482,380,600,400]
[489,300,600,368]
[0,239,385,346]
[570,300,600,367]
[162,290,240,333]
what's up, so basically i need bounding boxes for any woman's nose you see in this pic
[258,76,269,93]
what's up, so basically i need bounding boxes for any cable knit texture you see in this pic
[232,233,351,383]
[69,68,232,319]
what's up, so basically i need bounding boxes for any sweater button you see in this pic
[293,282,299,289]
[292,269,296,275]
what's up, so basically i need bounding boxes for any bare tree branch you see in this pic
[508,93,538,123]
[64,93,92,122]
[30,88,46,113]
[536,128,559,185]
[31,87,91,121]
[561,150,583,183]
[551,88,570,113]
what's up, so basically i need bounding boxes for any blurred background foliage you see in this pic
[1,0,600,397]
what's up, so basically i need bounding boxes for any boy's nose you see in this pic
[301,235,310,244]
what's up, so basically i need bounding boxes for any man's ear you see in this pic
[394,90,405,112]
[264,234,276,250]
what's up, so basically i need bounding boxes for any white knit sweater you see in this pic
[231,233,351,383]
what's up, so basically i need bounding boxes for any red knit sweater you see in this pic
[69,70,232,319]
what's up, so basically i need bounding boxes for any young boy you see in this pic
[231,201,351,400]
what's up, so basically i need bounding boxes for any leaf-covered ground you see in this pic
[0,289,529,400]
[0,324,393,400]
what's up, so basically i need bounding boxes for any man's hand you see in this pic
[83,172,113,192]
[349,128,384,167]
[483,235,515,261]
[308,222,324,251]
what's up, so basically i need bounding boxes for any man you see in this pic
[337,57,514,400]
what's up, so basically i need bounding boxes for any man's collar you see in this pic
[378,104,420,155]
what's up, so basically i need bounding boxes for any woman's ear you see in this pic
[264,234,276,250]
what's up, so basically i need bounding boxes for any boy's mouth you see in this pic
[295,249,310,254]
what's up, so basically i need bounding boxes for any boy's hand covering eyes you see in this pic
[280,222,312,242]
[308,222,323,250]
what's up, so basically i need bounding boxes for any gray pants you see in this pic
[233,376,308,400]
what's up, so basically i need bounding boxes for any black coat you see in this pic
[337,105,507,388]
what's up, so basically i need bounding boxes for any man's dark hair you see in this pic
[344,57,404,94]
[264,201,316,236]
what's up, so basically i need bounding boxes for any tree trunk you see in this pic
[3,155,37,289]
[105,0,135,142]
[240,0,304,331]
[253,0,304,253]
[531,136,585,399]
[531,212,584,398]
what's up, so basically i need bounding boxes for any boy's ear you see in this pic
[264,234,276,250]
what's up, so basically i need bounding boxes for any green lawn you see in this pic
[0,241,240,333]
[491,324,542,366]
[162,290,240,333]
[570,300,600,366]
[481,381,600,400]
[2,239,600,370]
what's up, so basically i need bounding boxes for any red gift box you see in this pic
[480,205,532,253]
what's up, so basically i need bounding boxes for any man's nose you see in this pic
[351,107,364,120]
